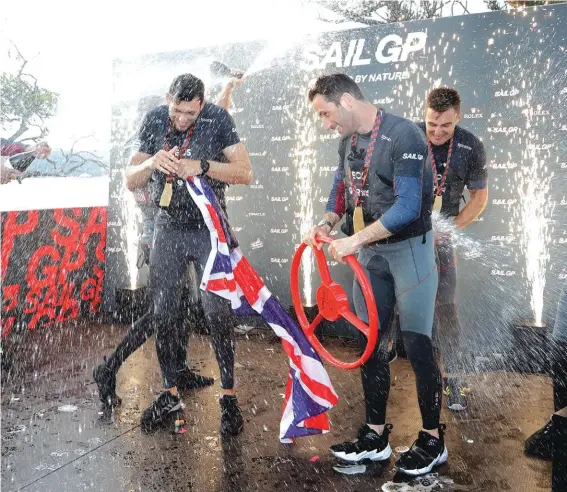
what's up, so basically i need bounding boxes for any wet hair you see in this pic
[426,87,461,113]
[308,73,366,105]
[168,73,205,103]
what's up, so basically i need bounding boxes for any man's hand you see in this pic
[328,236,362,264]
[303,225,331,249]
[228,69,245,87]
[31,141,51,159]
[150,147,179,175]
[176,159,202,179]
[227,71,245,89]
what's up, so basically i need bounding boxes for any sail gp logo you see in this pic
[491,235,515,243]
[300,32,427,70]
[271,258,289,264]
[402,153,423,160]
[492,198,517,205]
[491,269,516,276]
[494,88,519,97]
[488,127,519,135]
[490,161,517,170]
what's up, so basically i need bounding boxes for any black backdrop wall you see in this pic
[103,5,567,356]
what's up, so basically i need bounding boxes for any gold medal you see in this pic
[353,205,365,233]
[159,180,173,207]
[432,194,442,212]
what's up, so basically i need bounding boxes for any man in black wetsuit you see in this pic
[98,73,252,434]
[418,87,488,411]
[305,73,445,477]
[93,71,246,409]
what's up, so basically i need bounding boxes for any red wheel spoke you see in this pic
[341,309,370,337]
[307,313,324,335]
[314,251,333,286]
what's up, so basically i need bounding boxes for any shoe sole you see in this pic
[396,445,448,476]
[331,443,392,462]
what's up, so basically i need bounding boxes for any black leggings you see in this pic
[151,225,235,390]
[361,330,442,430]
[110,225,236,390]
[355,232,442,430]
[105,280,204,376]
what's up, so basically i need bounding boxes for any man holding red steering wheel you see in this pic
[305,74,445,477]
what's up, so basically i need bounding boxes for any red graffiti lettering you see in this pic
[1,317,16,338]
[56,282,79,322]
[26,246,61,290]
[23,288,43,314]
[52,209,86,284]
[2,284,20,312]
[80,265,104,312]
[1,211,39,281]
[82,207,107,263]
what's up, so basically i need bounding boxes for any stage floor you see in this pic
[2,321,553,491]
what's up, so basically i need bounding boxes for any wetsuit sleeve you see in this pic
[465,139,487,190]
[137,111,159,155]
[380,124,425,233]
[325,139,347,218]
[217,109,240,150]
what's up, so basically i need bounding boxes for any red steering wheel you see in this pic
[290,236,379,369]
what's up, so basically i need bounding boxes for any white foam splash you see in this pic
[381,473,463,491]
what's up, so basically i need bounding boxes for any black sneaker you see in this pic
[525,420,554,461]
[395,425,448,476]
[177,367,215,391]
[444,377,468,411]
[330,424,393,462]
[140,391,182,432]
[220,395,244,436]
[93,357,122,407]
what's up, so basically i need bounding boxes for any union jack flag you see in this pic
[185,177,339,442]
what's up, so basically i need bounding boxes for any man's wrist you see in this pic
[200,159,210,176]
[317,219,333,230]
[352,232,365,249]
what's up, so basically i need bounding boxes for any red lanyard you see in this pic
[163,120,195,182]
[428,138,453,197]
[350,110,382,206]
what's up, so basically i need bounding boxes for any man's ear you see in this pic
[339,93,355,111]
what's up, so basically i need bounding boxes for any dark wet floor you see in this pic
[1,321,553,491]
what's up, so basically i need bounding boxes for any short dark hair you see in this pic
[426,87,461,113]
[308,73,366,105]
[168,73,205,103]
